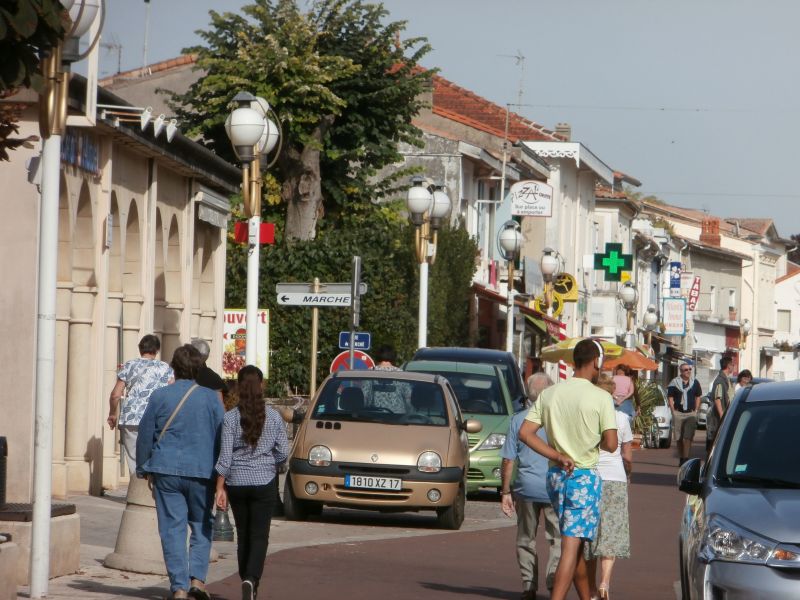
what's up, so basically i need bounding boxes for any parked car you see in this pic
[697,377,773,429]
[411,347,528,411]
[677,381,800,599]
[284,369,481,530]
[651,385,673,448]
[404,360,514,494]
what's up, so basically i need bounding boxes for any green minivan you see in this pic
[404,360,514,494]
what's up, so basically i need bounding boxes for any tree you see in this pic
[170,0,431,241]
[0,0,70,160]
[789,234,800,264]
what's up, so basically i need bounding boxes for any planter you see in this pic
[631,433,643,449]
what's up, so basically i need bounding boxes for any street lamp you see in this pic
[540,247,560,316]
[498,221,523,353]
[643,304,659,346]
[32,2,104,596]
[225,93,282,366]
[739,318,752,350]
[407,177,451,349]
[619,282,639,348]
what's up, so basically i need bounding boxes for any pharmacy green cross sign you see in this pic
[594,243,633,282]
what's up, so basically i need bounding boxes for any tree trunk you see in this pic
[280,120,331,242]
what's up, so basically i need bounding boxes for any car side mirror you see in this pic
[678,458,702,495]
[464,419,482,434]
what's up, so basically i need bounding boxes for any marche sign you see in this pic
[593,243,633,282]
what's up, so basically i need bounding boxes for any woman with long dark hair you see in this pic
[214,365,288,600]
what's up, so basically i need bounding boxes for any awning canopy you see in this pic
[472,282,561,337]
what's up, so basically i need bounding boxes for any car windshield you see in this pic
[311,377,449,426]
[717,399,800,488]
[413,371,508,415]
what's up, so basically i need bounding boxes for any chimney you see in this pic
[555,122,571,141]
[700,216,721,247]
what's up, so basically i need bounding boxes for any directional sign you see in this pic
[276,282,368,295]
[330,350,375,373]
[593,242,633,282]
[277,292,351,307]
[339,331,371,350]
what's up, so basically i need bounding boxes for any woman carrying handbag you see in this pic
[215,365,289,600]
[136,344,224,600]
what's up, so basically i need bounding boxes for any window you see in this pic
[710,285,717,314]
[728,289,736,310]
[777,309,792,333]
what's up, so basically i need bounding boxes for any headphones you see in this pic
[591,338,604,370]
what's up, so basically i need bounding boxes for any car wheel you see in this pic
[660,429,672,449]
[436,484,465,530]
[283,477,309,521]
[679,540,690,600]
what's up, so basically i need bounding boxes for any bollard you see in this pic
[0,436,6,507]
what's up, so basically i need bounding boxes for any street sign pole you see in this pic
[310,277,320,396]
[349,256,361,369]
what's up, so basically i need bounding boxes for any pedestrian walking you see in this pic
[706,355,735,455]
[585,374,633,600]
[106,334,173,475]
[191,338,228,405]
[667,362,703,466]
[136,344,224,600]
[611,366,635,421]
[215,365,288,600]
[500,372,561,599]
[519,338,618,600]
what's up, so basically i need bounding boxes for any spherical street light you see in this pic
[429,189,452,229]
[643,304,659,329]
[406,179,433,226]
[68,0,102,38]
[619,282,638,308]
[498,221,523,259]
[540,247,560,279]
[741,318,752,336]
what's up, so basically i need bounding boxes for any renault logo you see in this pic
[371,453,379,463]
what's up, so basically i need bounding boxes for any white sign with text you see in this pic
[662,298,687,336]
[510,180,553,217]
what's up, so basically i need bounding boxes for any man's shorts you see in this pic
[546,467,602,540]
[673,411,698,442]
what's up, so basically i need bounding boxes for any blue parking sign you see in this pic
[338,331,371,350]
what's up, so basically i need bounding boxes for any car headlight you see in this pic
[477,433,506,451]
[656,416,666,424]
[417,451,441,473]
[308,445,332,467]
[700,514,777,565]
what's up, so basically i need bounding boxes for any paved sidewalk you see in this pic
[16,477,513,599]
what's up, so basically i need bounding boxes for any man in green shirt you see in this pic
[519,339,618,600]
[706,355,734,454]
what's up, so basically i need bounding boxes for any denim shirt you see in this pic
[136,379,224,480]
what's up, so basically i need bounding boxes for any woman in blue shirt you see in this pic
[215,365,289,600]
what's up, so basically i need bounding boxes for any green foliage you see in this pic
[632,379,660,435]
[169,0,432,225]
[226,211,478,396]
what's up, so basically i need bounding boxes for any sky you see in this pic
[89,0,800,237]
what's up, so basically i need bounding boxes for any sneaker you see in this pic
[242,579,255,600]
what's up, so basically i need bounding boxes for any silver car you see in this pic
[677,381,800,599]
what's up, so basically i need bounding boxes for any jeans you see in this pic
[515,497,561,592]
[227,478,277,587]
[152,474,215,593]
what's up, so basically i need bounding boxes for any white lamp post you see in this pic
[225,93,281,367]
[619,282,639,348]
[643,303,659,346]
[498,221,523,353]
[407,178,451,349]
[540,247,560,317]
[31,2,103,596]
[739,318,752,350]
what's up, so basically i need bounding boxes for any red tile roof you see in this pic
[99,54,197,87]
[595,185,628,200]
[776,261,800,284]
[724,218,774,236]
[431,75,563,142]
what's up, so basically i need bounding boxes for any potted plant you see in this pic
[632,379,661,448]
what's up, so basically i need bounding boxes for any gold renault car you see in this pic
[284,369,482,529]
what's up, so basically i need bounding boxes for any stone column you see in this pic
[64,286,97,493]
[102,293,123,489]
[121,296,143,361]
[51,281,73,499]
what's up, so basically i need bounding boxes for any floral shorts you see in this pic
[546,467,602,541]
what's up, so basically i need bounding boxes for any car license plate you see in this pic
[344,474,401,490]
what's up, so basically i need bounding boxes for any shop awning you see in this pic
[472,282,561,337]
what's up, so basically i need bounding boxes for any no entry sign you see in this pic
[330,350,375,373]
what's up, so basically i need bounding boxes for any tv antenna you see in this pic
[101,34,122,75]
[498,50,526,107]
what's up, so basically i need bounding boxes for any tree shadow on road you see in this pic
[631,471,679,487]
[420,581,518,598]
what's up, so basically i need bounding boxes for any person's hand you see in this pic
[556,453,574,475]
[215,488,228,511]
[107,414,117,430]
[500,493,515,518]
